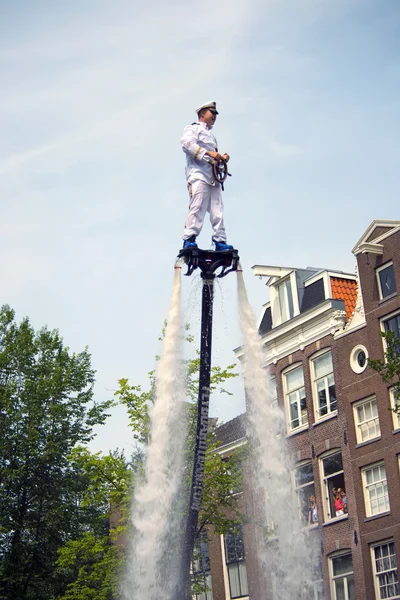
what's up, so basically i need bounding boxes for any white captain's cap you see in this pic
[195,101,219,115]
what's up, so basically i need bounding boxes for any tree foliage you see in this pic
[0,307,243,599]
[0,305,115,599]
[368,330,400,411]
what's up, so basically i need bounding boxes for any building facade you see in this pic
[204,220,400,600]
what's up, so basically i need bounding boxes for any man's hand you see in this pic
[222,153,230,162]
[206,150,223,161]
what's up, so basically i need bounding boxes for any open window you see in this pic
[283,364,308,433]
[320,450,346,521]
[310,350,336,421]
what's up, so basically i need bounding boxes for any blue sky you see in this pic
[1,0,399,454]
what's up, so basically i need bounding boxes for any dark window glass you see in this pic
[378,264,396,299]
[384,315,400,339]
[192,531,213,600]
[323,452,343,477]
[357,351,366,368]
[295,462,314,486]
[225,527,248,598]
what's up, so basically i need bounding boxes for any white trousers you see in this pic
[183,179,227,242]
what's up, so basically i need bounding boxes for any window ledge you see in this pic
[364,511,391,523]
[356,436,381,448]
[393,428,400,435]
[378,292,398,304]
[305,523,319,530]
[312,412,338,428]
[285,424,309,438]
[322,514,348,527]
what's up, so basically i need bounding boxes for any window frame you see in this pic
[381,311,400,351]
[350,344,369,374]
[376,261,397,300]
[224,527,249,599]
[353,395,381,444]
[310,349,337,421]
[329,551,355,600]
[370,539,400,600]
[293,460,317,527]
[192,530,213,600]
[277,276,295,323]
[282,363,308,433]
[390,387,400,431]
[269,375,278,410]
[361,461,390,517]
[319,450,346,521]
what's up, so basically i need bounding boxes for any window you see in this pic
[283,365,308,432]
[270,376,278,410]
[320,451,346,520]
[192,531,213,600]
[224,527,249,598]
[294,462,316,526]
[362,462,390,517]
[329,552,355,600]
[311,351,337,419]
[301,561,324,599]
[371,540,400,600]
[353,396,380,443]
[350,345,368,374]
[383,313,400,351]
[278,278,294,322]
[390,388,400,430]
[377,262,396,300]
[301,580,324,600]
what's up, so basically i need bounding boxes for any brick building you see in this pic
[202,220,400,600]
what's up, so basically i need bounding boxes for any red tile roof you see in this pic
[330,277,358,321]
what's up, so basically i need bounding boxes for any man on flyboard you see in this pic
[181,101,234,251]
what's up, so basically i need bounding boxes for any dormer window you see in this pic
[278,278,294,323]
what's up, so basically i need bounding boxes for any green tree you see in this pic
[0,305,114,600]
[53,449,130,600]
[369,330,400,411]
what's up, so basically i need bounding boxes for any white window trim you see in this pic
[353,395,381,444]
[361,461,390,517]
[390,387,400,432]
[370,539,400,600]
[319,449,345,522]
[293,460,316,527]
[350,344,369,374]
[282,363,308,434]
[269,375,278,409]
[270,271,300,326]
[376,261,396,300]
[328,550,354,600]
[310,349,337,422]
[222,531,249,600]
[380,310,400,351]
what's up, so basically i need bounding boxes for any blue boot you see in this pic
[183,236,197,249]
[213,238,233,251]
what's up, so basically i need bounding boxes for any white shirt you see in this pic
[181,122,217,185]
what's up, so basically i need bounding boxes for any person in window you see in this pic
[308,495,318,524]
[340,488,348,513]
[334,489,345,516]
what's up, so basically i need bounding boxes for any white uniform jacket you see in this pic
[181,122,217,186]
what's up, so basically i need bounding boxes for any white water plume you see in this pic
[237,271,320,600]
[121,267,186,600]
